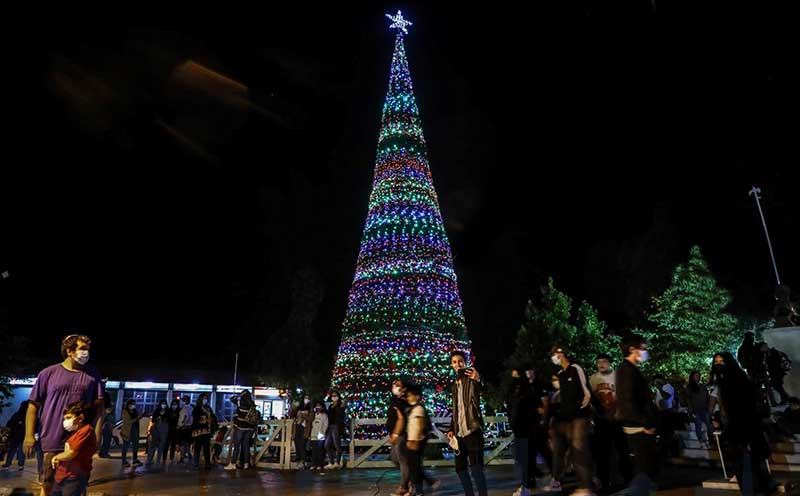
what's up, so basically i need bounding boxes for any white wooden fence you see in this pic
[218,416,515,470]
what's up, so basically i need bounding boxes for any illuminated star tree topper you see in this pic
[386,10,412,35]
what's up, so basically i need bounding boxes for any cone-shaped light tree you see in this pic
[330,12,471,419]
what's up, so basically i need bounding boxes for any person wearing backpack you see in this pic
[767,347,791,406]
[225,390,257,470]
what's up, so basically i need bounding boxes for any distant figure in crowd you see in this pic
[98,400,115,458]
[685,371,712,449]
[325,391,346,470]
[25,334,104,496]
[2,401,28,471]
[387,379,410,496]
[166,399,181,462]
[290,395,312,468]
[211,426,229,465]
[309,401,328,471]
[177,396,193,464]
[145,400,170,466]
[120,399,144,468]
[191,393,216,469]
[49,401,97,496]
[226,390,257,470]
[653,374,679,457]
[778,397,800,435]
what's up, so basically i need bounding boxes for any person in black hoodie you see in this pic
[507,368,538,496]
[711,352,777,495]
[549,345,594,496]
[615,335,658,496]
[325,391,346,469]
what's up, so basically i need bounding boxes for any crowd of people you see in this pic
[1,332,796,496]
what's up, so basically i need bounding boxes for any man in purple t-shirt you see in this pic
[24,334,104,496]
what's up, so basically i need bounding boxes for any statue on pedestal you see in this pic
[774,285,799,328]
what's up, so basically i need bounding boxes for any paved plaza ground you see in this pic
[0,452,785,496]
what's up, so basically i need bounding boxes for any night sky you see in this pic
[6,3,798,383]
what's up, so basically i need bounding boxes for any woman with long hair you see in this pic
[710,352,777,495]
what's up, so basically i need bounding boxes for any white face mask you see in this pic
[551,355,561,365]
[638,350,649,363]
[202,399,208,406]
[74,350,90,365]
[63,418,79,432]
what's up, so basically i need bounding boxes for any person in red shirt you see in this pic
[50,401,97,496]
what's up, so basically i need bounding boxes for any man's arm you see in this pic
[24,401,39,457]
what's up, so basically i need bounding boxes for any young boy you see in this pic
[211,426,229,465]
[403,383,430,496]
[50,401,97,496]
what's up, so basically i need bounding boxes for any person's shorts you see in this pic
[42,451,61,485]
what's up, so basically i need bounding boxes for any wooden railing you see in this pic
[218,416,514,470]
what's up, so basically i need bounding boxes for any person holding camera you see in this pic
[447,350,487,496]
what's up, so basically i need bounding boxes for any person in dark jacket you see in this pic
[549,345,593,496]
[145,400,170,466]
[290,395,312,468]
[507,369,538,496]
[447,350,487,496]
[710,352,777,495]
[324,391,346,469]
[225,390,256,470]
[2,401,28,470]
[616,335,658,496]
[685,371,712,448]
[737,331,755,377]
[98,399,115,458]
[191,393,216,469]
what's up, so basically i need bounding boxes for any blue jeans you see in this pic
[122,430,140,465]
[51,476,87,496]
[233,427,253,465]
[693,410,713,444]
[3,443,24,467]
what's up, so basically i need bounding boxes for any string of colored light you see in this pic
[330,23,472,422]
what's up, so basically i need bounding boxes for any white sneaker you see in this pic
[333,462,342,469]
[244,463,250,469]
[542,479,562,493]
[224,463,236,471]
[323,463,335,469]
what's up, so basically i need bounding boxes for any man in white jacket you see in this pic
[177,396,193,464]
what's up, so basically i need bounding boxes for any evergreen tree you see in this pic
[644,245,737,378]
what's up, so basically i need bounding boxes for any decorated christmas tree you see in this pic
[330,12,471,419]
[644,245,737,378]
